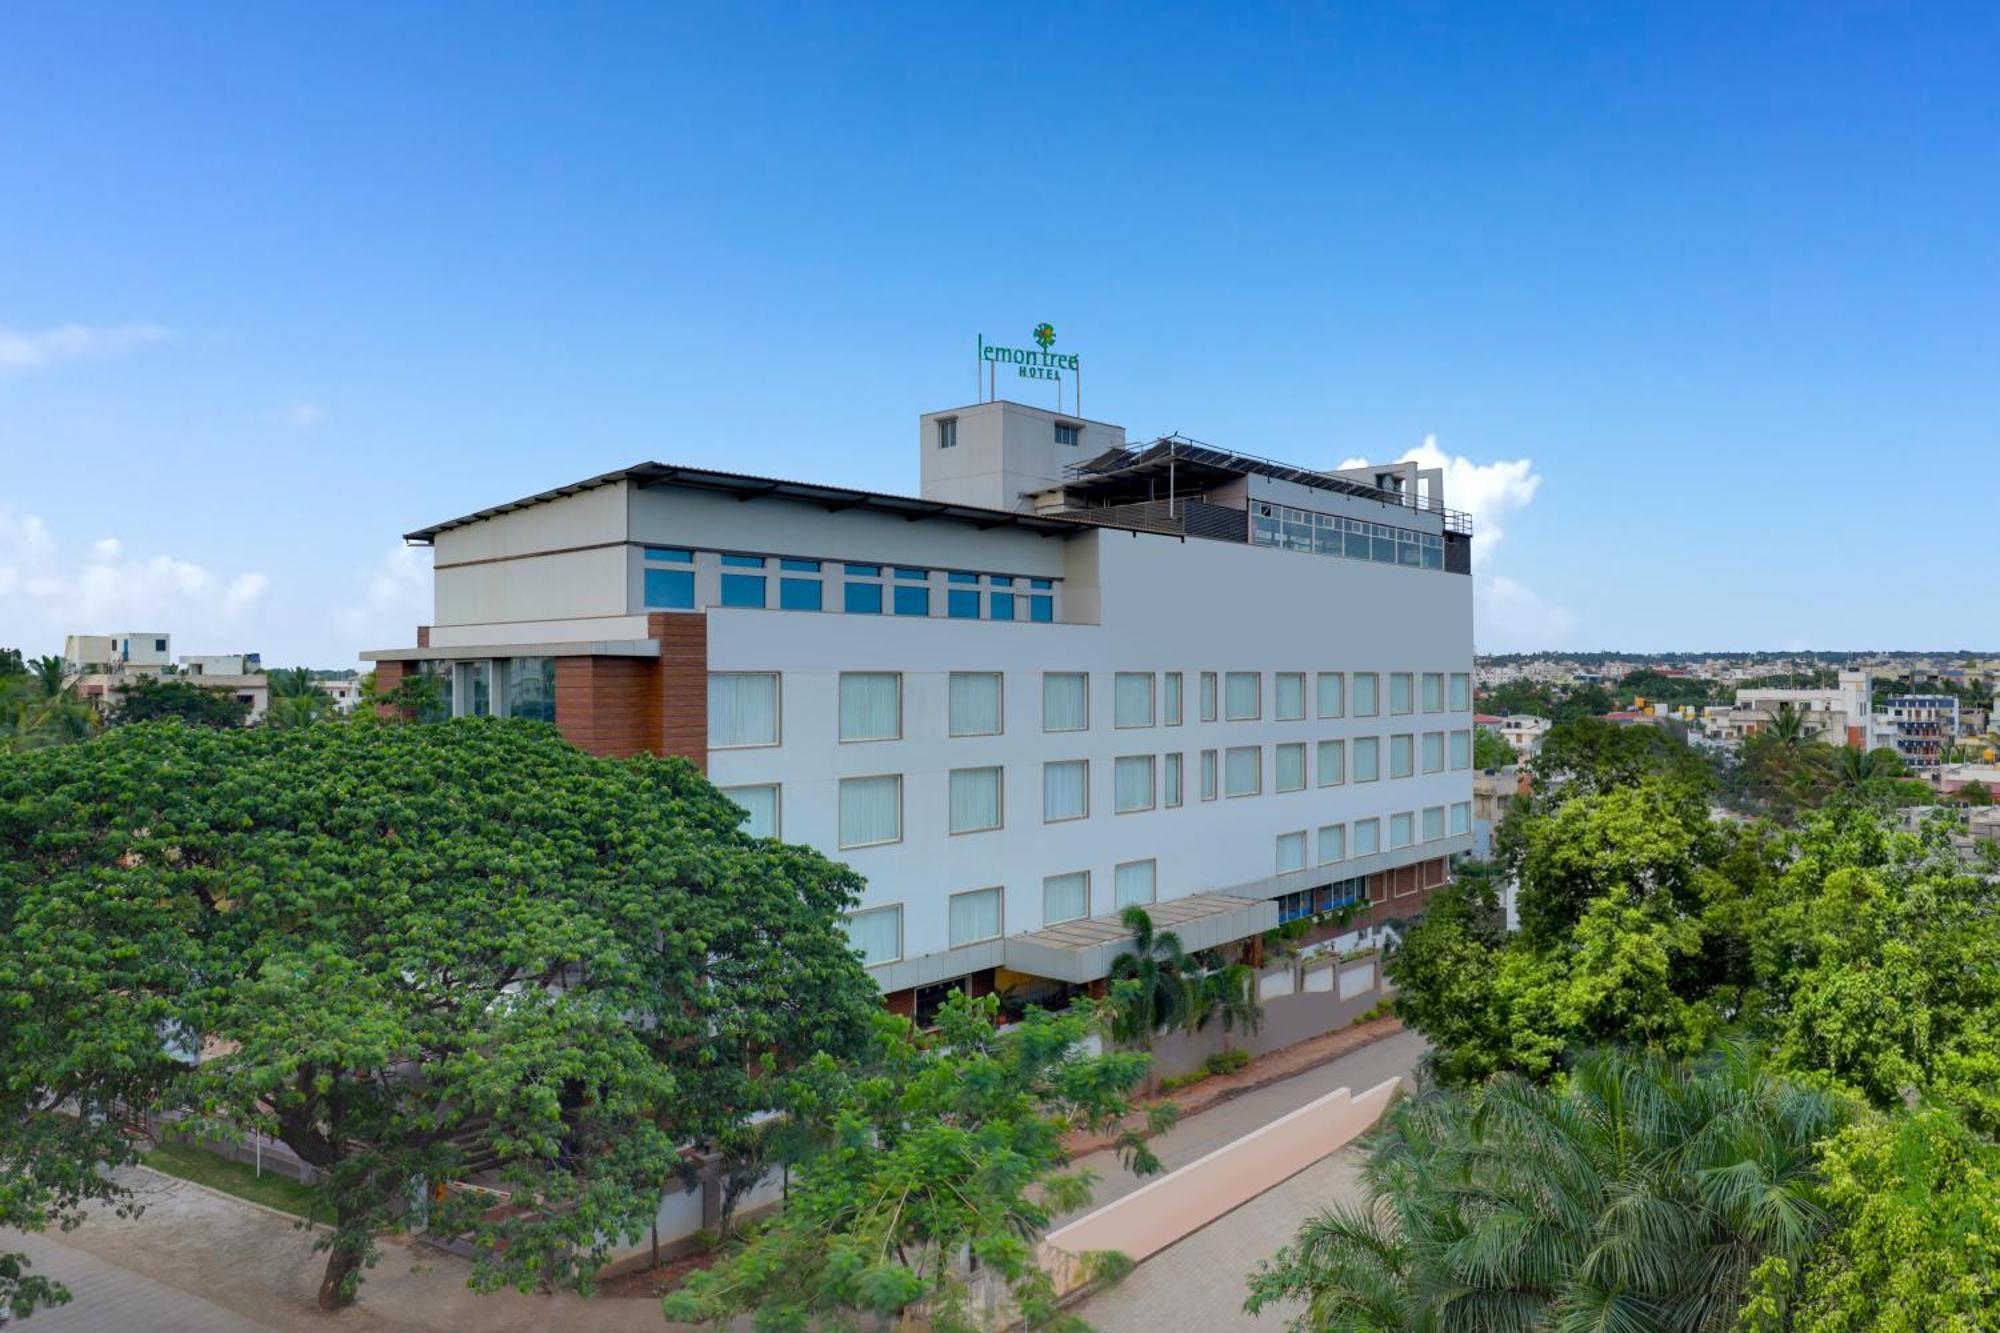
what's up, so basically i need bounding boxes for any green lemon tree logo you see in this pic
[1033,322,1056,350]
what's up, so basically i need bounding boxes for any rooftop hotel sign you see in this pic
[977,323,1082,413]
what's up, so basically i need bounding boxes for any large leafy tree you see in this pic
[105,675,250,728]
[663,992,1172,1332]
[1789,1105,2000,1329]
[0,720,879,1312]
[1245,1046,1846,1332]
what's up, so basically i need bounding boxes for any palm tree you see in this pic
[1246,1044,1846,1332]
[1187,961,1263,1053]
[264,666,332,727]
[1105,906,1194,1049]
[28,654,66,697]
[1766,700,1817,747]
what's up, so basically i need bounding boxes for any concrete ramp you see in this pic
[1039,1076,1399,1297]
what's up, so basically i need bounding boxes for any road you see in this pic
[1,1228,274,1332]
[1069,1028,1427,1332]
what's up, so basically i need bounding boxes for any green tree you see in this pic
[1513,778,1708,944]
[1104,906,1194,1049]
[1470,726,1515,770]
[1186,958,1263,1052]
[105,675,250,728]
[0,720,879,1312]
[662,992,1172,1331]
[1957,779,1993,806]
[1245,1046,1846,1332]
[1531,715,1710,801]
[1766,700,1818,747]
[1792,1105,2000,1328]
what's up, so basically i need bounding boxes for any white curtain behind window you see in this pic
[1354,818,1380,855]
[839,673,900,741]
[1451,801,1471,835]
[1043,760,1088,820]
[839,775,901,847]
[948,887,1002,946]
[1043,872,1089,925]
[948,767,1001,832]
[843,906,901,966]
[1277,743,1305,791]
[1113,860,1156,908]
[1225,745,1260,796]
[1277,832,1307,873]
[1225,672,1260,720]
[1423,806,1445,841]
[1114,755,1155,811]
[1114,673,1154,727]
[709,673,778,747]
[1318,824,1345,863]
[948,672,1002,736]
[720,784,778,839]
[1043,673,1088,731]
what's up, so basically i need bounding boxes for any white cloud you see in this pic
[332,544,432,649]
[270,400,326,430]
[0,323,170,373]
[1343,436,1573,649]
[0,503,270,656]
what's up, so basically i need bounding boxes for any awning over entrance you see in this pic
[1003,893,1279,985]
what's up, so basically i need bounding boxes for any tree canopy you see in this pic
[104,675,250,729]
[0,719,880,1311]
[663,992,1171,1332]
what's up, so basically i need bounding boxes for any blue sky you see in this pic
[2,3,1995,664]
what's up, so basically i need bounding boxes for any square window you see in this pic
[1390,812,1415,848]
[779,577,823,611]
[1028,595,1053,622]
[1225,672,1261,721]
[1114,755,1156,813]
[948,672,1003,736]
[989,592,1016,620]
[709,673,779,748]
[1043,760,1089,822]
[644,567,694,609]
[1317,673,1344,718]
[1390,673,1414,714]
[844,904,902,967]
[1391,734,1415,779]
[843,582,883,614]
[1113,859,1156,908]
[1317,824,1345,864]
[947,589,981,619]
[894,585,930,616]
[1423,673,1445,713]
[1354,673,1379,716]
[1276,742,1306,792]
[720,784,779,839]
[1353,736,1380,782]
[1043,872,1090,926]
[838,775,902,848]
[1225,745,1261,797]
[720,573,766,608]
[1354,818,1381,856]
[1114,672,1155,728]
[1200,749,1218,801]
[839,672,901,742]
[1317,739,1345,786]
[1055,422,1080,446]
[1276,831,1308,874]
[948,767,1003,833]
[1043,673,1088,732]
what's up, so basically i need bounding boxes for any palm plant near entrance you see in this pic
[1104,905,1193,1047]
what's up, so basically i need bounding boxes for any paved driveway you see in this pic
[1069,1029,1426,1332]
[2,1229,275,1332]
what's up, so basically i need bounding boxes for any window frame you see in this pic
[1042,759,1090,823]
[837,773,904,849]
[947,885,1004,947]
[1042,671,1090,733]
[843,903,904,968]
[1113,754,1158,814]
[1224,744,1262,798]
[1042,871,1091,926]
[1275,741,1307,793]
[708,671,782,749]
[838,671,903,744]
[1114,672,1156,729]
[947,766,1004,835]
[947,671,1004,738]
[1224,671,1262,722]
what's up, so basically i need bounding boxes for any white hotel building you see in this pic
[367,399,1477,1019]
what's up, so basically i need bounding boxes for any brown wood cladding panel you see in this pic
[372,660,410,718]
[649,612,709,770]
[555,656,661,758]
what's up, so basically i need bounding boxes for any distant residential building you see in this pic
[316,677,364,713]
[1730,670,1874,749]
[1875,694,1960,774]
[1937,763,2000,798]
[1496,714,1551,759]
[63,632,171,674]
[182,653,263,677]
